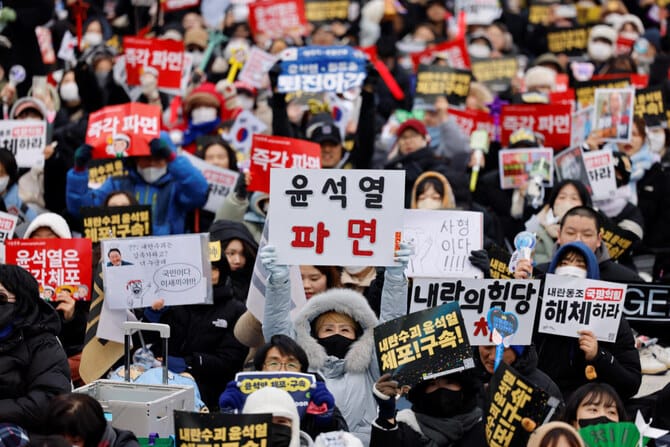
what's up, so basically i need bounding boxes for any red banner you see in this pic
[501,103,572,149]
[249,0,307,39]
[6,238,93,301]
[449,108,496,140]
[248,134,321,193]
[86,103,161,159]
[123,37,184,89]
[410,39,471,71]
[163,0,200,12]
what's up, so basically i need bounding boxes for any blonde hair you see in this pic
[314,311,358,334]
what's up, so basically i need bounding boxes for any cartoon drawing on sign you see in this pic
[105,133,131,158]
[487,307,520,371]
[403,227,432,272]
[125,278,153,308]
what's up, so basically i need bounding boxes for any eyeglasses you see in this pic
[264,361,301,372]
[0,292,16,304]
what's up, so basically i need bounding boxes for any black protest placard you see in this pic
[546,26,591,55]
[635,86,666,126]
[81,205,152,243]
[374,301,474,386]
[88,158,127,188]
[304,0,352,25]
[488,244,514,279]
[471,56,518,93]
[486,363,561,447]
[573,78,630,108]
[174,411,272,447]
[415,64,472,106]
[599,218,635,261]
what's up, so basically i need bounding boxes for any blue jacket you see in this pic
[66,155,208,235]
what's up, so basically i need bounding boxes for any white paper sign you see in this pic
[238,46,278,89]
[101,234,212,309]
[269,169,405,266]
[582,149,617,200]
[0,211,18,243]
[0,120,47,168]
[183,153,239,213]
[539,274,625,342]
[410,277,540,345]
[455,0,502,25]
[404,209,483,278]
[592,88,635,143]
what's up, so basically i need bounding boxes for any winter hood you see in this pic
[547,241,600,279]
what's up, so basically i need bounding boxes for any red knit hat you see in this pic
[396,119,427,138]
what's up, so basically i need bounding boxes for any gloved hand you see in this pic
[373,373,398,420]
[167,355,188,373]
[385,242,412,279]
[469,249,491,278]
[149,136,176,162]
[233,171,248,200]
[259,245,289,283]
[218,380,246,412]
[363,62,380,91]
[73,144,93,171]
[268,61,282,92]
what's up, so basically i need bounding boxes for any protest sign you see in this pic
[410,39,471,71]
[576,3,602,24]
[415,65,472,106]
[87,159,126,189]
[374,301,474,385]
[539,274,626,342]
[486,363,560,447]
[554,146,591,190]
[600,219,635,261]
[304,0,352,24]
[546,26,591,55]
[488,245,514,280]
[6,238,93,301]
[163,0,200,11]
[269,169,404,266]
[635,86,666,126]
[528,3,551,24]
[278,46,366,93]
[235,371,316,417]
[591,88,635,142]
[624,283,670,323]
[174,411,272,447]
[225,110,268,156]
[0,212,18,243]
[582,149,616,200]
[549,89,576,110]
[571,106,593,147]
[455,0,502,25]
[471,56,518,93]
[501,104,572,149]
[86,103,161,159]
[249,135,321,193]
[81,205,152,243]
[237,47,278,89]
[0,120,47,168]
[183,153,239,213]
[249,0,307,39]
[123,37,184,90]
[498,148,554,189]
[574,78,630,109]
[410,278,540,345]
[450,108,496,140]
[100,234,212,309]
[403,209,483,278]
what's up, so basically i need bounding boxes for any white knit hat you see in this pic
[589,24,617,44]
[24,213,72,239]
[524,66,557,90]
[242,387,301,447]
[314,431,363,447]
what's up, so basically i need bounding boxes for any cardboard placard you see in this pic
[591,88,635,142]
[183,153,239,213]
[488,245,514,279]
[449,108,496,140]
[123,37,184,89]
[539,274,626,342]
[410,39,471,71]
[571,106,593,147]
[81,205,152,243]
[6,238,93,301]
[100,234,212,309]
[554,146,592,192]
[249,0,307,39]
[278,46,366,93]
[582,149,616,200]
[87,159,127,189]
[574,78,630,109]
[455,0,502,25]
[600,218,635,261]
[498,148,554,189]
[237,47,278,89]
[415,65,472,106]
[500,104,572,149]
[471,56,518,92]
[0,120,47,168]
[0,211,18,243]
[235,371,316,417]
[546,26,591,55]
[268,169,404,266]
[304,0,352,24]
[174,411,272,447]
[374,301,474,385]
[635,86,666,126]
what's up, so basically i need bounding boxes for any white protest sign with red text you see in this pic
[6,238,93,301]
[0,120,47,168]
[248,0,307,39]
[582,149,617,200]
[249,135,321,193]
[501,103,572,149]
[163,0,200,12]
[0,211,18,243]
[123,37,184,89]
[86,103,161,159]
[183,153,240,214]
[268,169,405,266]
[237,47,278,89]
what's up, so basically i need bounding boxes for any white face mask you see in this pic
[0,175,9,194]
[84,32,103,46]
[60,82,80,103]
[416,198,443,210]
[619,31,640,42]
[588,41,613,62]
[237,96,254,111]
[468,43,491,59]
[554,265,588,278]
[138,166,167,183]
[648,129,666,154]
[191,107,218,125]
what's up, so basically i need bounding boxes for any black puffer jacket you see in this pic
[0,292,72,430]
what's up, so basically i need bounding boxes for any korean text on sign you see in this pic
[123,37,184,89]
[582,149,616,200]
[81,205,152,243]
[269,169,404,267]
[539,274,626,342]
[0,120,47,168]
[174,411,271,447]
[498,148,554,190]
[410,278,540,345]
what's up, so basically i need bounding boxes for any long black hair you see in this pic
[0,264,41,318]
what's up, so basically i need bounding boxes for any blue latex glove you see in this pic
[259,245,289,283]
[218,380,246,412]
[385,242,413,279]
[310,381,335,424]
[167,356,187,373]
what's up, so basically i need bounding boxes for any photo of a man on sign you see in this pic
[592,88,634,142]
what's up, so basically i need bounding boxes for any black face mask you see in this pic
[318,334,354,359]
[270,423,292,447]
[0,303,15,329]
[578,416,616,428]
[413,388,465,418]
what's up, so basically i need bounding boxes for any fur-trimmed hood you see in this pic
[295,288,378,374]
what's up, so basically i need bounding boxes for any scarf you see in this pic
[182,118,222,146]
[402,406,482,447]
